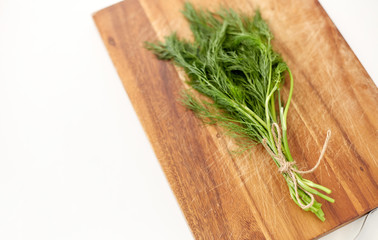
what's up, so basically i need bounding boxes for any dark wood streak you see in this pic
[226,145,273,240]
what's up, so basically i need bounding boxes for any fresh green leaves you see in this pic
[146,3,284,143]
[146,2,333,221]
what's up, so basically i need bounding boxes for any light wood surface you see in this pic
[93,0,378,239]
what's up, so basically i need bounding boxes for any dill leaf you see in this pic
[146,2,334,221]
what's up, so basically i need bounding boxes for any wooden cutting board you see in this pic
[93,0,378,239]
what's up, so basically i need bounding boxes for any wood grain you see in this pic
[93,0,378,239]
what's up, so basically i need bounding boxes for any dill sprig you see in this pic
[146,2,334,221]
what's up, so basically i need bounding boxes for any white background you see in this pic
[0,0,376,239]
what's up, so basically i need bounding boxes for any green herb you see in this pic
[146,2,334,221]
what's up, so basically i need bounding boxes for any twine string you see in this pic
[262,123,331,209]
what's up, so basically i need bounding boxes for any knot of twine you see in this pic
[262,123,331,210]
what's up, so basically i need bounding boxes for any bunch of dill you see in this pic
[146,2,334,221]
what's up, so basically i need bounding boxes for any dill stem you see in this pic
[297,178,335,202]
[270,93,277,123]
[278,90,284,127]
[265,42,275,151]
[265,84,278,153]
[267,41,277,124]
[282,69,295,162]
[283,69,294,123]
[279,70,335,202]
[301,178,332,194]
[239,103,268,131]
